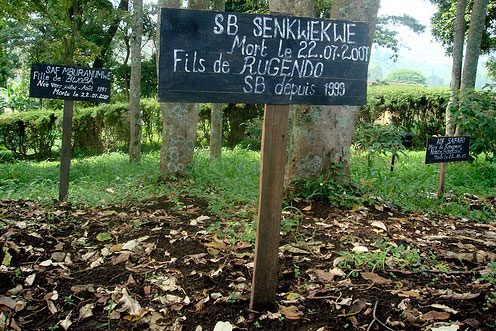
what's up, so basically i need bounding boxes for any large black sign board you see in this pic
[159,8,370,105]
[425,136,470,164]
[30,64,112,103]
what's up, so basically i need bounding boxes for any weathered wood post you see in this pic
[59,99,74,200]
[250,104,289,309]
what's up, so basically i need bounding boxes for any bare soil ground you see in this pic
[1,195,495,330]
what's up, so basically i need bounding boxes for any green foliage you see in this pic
[1,0,129,66]
[225,0,268,13]
[430,0,496,56]
[374,15,425,57]
[0,109,60,158]
[290,173,364,209]
[354,124,407,156]
[384,69,427,85]
[351,150,496,222]
[353,123,407,173]
[481,261,496,284]
[337,238,436,275]
[72,102,130,154]
[360,86,450,147]
[113,56,158,99]
[0,80,39,113]
[0,99,162,158]
[453,87,496,158]
[238,117,262,150]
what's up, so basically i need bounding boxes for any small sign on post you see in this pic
[425,136,471,196]
[29,64,112,200]
[30,64,112,103]
[158,8,370,311]
[425,136,470,164]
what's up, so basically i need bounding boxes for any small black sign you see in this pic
[159,8,370,105]
[29,64,112,103]
[425,136,470,164]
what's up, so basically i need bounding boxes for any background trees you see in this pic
[385,69,428,85]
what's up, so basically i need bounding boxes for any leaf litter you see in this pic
[0,197,495,330]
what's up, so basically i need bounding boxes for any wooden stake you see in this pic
[250,104,289,311]
[390,154,396,172]
[59,100,74,201]
[438,162,447,197]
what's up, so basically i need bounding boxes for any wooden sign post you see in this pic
[158,8,370,310]
[425,136,470,196]
[29,64,112,200]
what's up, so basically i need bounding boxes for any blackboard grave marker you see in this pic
[158,8,370,310]
[29,63,112,201]
[424,136,470,196]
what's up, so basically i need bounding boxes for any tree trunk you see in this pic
[461,0,488,91]
[445,0,467,136]
[93,0,129,68]
[129,0,144,162]
[455,0,488,136]
[158,0,208,178]
[209,0,225,159]
[284,0,380,187]
[439,0,468,196]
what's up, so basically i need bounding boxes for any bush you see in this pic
[0,109,60,158]
[360,86,450,148]
[0,99,162,158]
[454,87,496,159]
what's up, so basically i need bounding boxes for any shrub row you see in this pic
[0,99,161,159]
[2,86,494,159]
[361,85,451,147]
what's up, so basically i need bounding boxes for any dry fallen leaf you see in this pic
[213,321,233,331]
[279,305,304,320]
[361,272,392,285]
[371,220,387,231]
[119,288,142,315]
[46,299,58,314]
[0,296,16,309]
[78,303,94,321]
[423,310,450,321]
[352,246,369,253]
[429,304,459,315]
[59,314,72,330]
[390,289,421,297]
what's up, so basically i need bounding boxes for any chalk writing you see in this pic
[425,136,470,164]
[159,8,370,105]
[30,64,112,103]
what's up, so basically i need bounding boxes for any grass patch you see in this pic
[0,148,260,217]
[1,148,494,222]
[351,150,496,221]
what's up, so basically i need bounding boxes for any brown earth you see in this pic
[0,195,495,330]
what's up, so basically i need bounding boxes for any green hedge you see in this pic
[0,110,60,158]
[360,86,451,147]
[0,99,162,158]
[0,87,463,158]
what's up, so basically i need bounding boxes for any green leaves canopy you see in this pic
[0,0,129,66]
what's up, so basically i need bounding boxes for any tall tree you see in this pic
[129,0,144,162]
[439,0,468,196]
[158,0,208,179]
[461,0,489,90]
[284,0,381,187]
[209,0,225,159]
[446,0,468,136]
